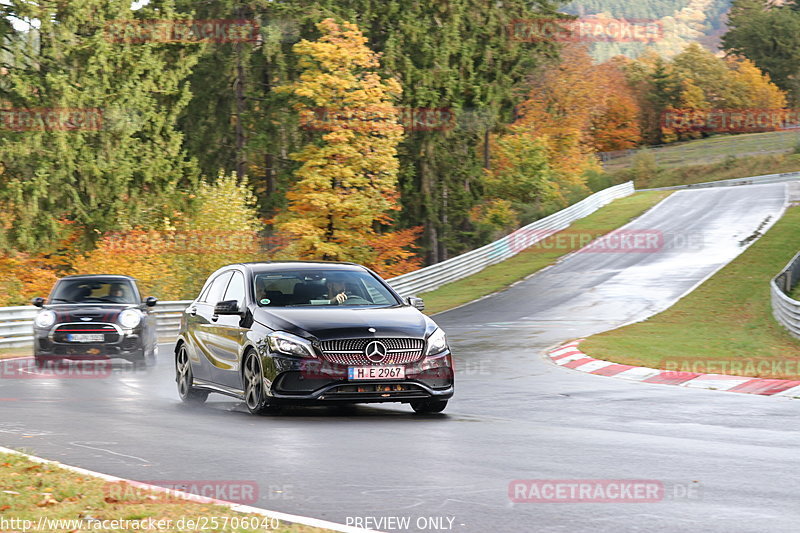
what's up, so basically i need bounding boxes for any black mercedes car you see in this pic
[32,274,159,368]
[175,261,454,414]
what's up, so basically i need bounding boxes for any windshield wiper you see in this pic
[50,298,75,303]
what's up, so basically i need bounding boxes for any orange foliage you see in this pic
[514,46,641,158]
[0,253,59,305]
[0,219,80,305]
[364,227,424,278]
[591,60,643,151]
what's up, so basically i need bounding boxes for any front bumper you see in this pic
[34,329,146,360]
[265,352,455,404]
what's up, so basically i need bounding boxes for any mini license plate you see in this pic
[67,333,105,343]
[348,366,405,380]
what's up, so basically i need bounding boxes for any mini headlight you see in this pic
[34,310,56,329]
[119,309,142,329]
[267,331,316,358]
[425,327,448,356]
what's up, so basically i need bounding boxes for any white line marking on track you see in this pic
[69,441,150,464]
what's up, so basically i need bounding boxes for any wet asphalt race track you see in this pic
[1,183,798,533]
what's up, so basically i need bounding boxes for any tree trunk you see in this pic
[420,138,439,264]
[234,43,247,181]
[483,128,490,169]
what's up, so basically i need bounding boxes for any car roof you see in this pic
[238,261,366,274]
[59,274,136,280]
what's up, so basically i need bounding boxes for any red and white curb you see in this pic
[548,341,800,398]
[0,446,381,533]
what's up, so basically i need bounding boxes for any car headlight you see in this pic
[34,310,56,329]
[119,309,142,329]
[425,328,448,356]
[267,331,316,358]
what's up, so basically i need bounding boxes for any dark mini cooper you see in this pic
[175,262,454,414]
[32,275,159,368]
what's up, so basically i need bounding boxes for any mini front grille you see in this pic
[52,323,120,344]
[318,338,425,365]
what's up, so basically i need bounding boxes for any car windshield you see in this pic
[49,279,139,304]
[253,270,400,308]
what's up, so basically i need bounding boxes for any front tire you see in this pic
[176,345,208,404]
[411,399,448,414]
[243,352,280,415]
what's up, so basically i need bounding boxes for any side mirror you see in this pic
[144,296,158,307]
[214,300,242,316]
[32,297,45,308]
[406,297,425,311]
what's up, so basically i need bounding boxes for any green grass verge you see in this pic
[580,207,800,378]
[631,153,800,190]
[421,190,672,315]
[605,130,800,171]
[0,451,331,533]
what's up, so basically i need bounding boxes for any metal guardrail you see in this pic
[388,181,634,298]
[771,251,800,339]
[0,182,634,349]
[641,171,800,191]
[0,301,191,350]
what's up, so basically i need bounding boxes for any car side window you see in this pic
[223,271,246,307]
[203,271,233,305]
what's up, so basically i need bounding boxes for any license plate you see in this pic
[66,333,105,343]
[348,366,405,380]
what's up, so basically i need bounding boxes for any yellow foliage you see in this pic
[275,18,416,271]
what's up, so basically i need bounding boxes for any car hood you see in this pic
[253,305,437,341]
[44,304,137,323]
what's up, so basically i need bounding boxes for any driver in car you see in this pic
[108,283,127,303]
[327,279,348,304]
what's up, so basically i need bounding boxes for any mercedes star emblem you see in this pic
[364,341,388,363]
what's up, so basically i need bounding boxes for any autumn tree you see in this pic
[723,0,800,102]
[274,18,418,273]
[627,44,789,142]
[470,135,557,238]
[0,0,200,252]
[624,53,681,144]
[728,57,788,109]
[472,46,610,236]
[591,58,642,152]
[672,44,750,108]
[512,45,601,188]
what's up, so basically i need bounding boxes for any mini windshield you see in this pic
[253,270,400,307]
[49,278,139,304]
